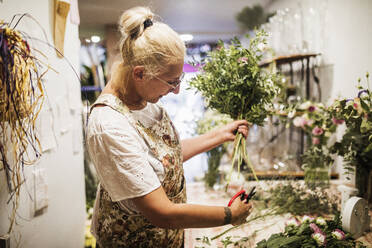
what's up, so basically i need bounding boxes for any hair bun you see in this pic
[143,19,153,29]
[119,6,154,39]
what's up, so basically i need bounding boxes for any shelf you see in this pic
[244,171,339,180]
[260,53,320,67]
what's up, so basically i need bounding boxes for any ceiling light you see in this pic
[180,34,193,42]
[85,38,91,43]
[91,35,101,43]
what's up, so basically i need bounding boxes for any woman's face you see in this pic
[138,62,184,103]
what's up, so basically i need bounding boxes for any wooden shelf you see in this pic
[260,53,320,67]
[244,171,339,180]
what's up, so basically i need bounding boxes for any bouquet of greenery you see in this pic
[328,73,372,198]
[256,215,366,248]
[265,182,339,216]
[189,30,281,185]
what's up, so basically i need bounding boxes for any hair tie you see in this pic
[143,19,153,29]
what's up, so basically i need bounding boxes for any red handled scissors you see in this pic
[228,186,256,207]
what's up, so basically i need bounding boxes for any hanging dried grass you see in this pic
[0,18,46,234]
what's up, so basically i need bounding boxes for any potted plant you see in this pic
[328,73,372,201]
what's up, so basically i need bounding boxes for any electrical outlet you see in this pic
[0,235,10,248]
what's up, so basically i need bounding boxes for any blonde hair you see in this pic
[119,6,185,78]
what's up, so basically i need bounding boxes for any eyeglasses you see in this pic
[153,72,185,90]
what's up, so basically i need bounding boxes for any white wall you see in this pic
[267,0,372,98]
[0,0,86,247]
[265,0,372,179]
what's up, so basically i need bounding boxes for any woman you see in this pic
[87,6,252,248]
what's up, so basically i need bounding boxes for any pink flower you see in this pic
[308,105,316,112]
[312,137,320,145]
[353,98,361,110]
[310,223,322,233]
[306,119,314,126]
[238,57,248,63]
[332,117,344,125]
[293,116,314,128]
[293,117,305,127]
[331,229,345,240]
[312,126,324,136]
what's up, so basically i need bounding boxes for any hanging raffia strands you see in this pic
[0,18,46,234]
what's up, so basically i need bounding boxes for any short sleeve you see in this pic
[87,121,161,201]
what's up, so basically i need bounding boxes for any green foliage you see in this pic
[256,215,366,248]
[189,30,281,126]
[196,109,233,135]
[328,75,372,171]
[236,5,274,31]
[328,74,372,197]
[266,182,339,216]
[204,145,226,188]
[287,101,338,170]
[189,30,281,186]
[196,109,232,187]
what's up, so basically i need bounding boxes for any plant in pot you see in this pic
[328,73,372,201]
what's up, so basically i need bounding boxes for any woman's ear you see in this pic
[132,66,145,82]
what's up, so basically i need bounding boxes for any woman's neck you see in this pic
[103,81,147,110]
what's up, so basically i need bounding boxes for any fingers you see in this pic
[231,203,252,226]
[234,119,249,127]
[230,196,253,225]
[237,125,249,138]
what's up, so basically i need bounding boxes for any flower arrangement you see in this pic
[279,100,338,186]
[256,215,366,248]
[328,73,372,198]
[189,30,281,185]
[290,101,337,169]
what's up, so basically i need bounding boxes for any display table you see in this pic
[184,181,372,247]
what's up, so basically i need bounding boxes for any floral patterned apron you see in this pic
[90,94,186,248]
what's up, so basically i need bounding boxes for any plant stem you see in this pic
[211,210,278,240]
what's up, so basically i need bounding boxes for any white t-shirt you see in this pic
[87,102,166,211]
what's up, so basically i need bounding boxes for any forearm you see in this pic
[164,204,230,229]
[181,129,225,162]
[132,187,250,229]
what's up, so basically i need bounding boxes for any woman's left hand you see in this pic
[219,120,250,143]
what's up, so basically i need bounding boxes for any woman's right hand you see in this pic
[229,197,253,226]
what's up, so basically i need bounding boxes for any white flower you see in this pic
[288,110,296,118]
[302,215,315,223]
[331,229,345,240]
[285,218,300,227]
[312,232,326,246]
[299,101,311,110]
[315,217,327,226]
[316,103,325,109]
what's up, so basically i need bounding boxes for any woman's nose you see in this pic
[171,84,181,94]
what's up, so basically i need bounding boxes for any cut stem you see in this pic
[225,131,259,190]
